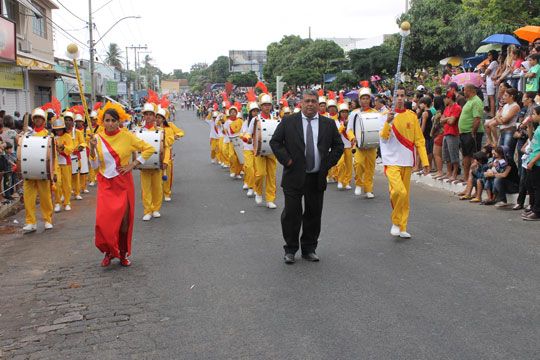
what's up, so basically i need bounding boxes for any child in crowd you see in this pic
[3,142,16,201]
[460,151,489,201]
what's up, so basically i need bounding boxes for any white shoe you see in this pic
[255,194,263,205]
[54,204,61,213]
[224,165,230,169]
[337,182,344,190]
[230,173,235,178]
[164,197,171,202]
[246,189,254,197]
[354,187,362,196]
[345,185,352,190]
[75,195,83,200]
[142,214,152,221]
[61,196,64,202]
[211,159,216,164]
[44,222,53,230]
[89,182,95,186]
[65,205,72,211]
[240,171,244,175]
[152,211,161,218]
[83,189,90,193]
[266,202,277,209]
[243,183,249,190]
[399,231,411,238]
[236,175,242,180]
[218,162,223,166]
[390,224,400,236]
[22,224,37,232]
[366,192,375,199]
[327,178,335,184]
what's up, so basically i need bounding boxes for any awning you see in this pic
[16,55,54,70]
[28,69,77,79]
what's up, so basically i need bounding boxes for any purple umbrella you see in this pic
[345,90,358,99]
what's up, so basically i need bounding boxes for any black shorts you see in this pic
[460,132,483,157]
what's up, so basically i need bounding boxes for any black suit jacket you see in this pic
[270,112,344,191]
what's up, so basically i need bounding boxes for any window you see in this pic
[4,0,17,22]
[32,3,46,38]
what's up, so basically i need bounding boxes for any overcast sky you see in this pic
[53,0,408,74]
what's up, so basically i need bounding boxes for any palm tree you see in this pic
[105,43,122,69]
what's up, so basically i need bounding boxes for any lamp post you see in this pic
[88,14,141,105]
[66,44,91,125]
[392,21,411,111]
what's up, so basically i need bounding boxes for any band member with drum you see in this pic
[22,108,55,232]
[52,118,74,213]
[224,104,244,179]
[89,107,155,267]
[139,102,165,221]
[347,87,378,198]
[270,89,344,263]
[88,110,100,186]
[241,98,259,197]
[380,86,429,239]
[74,114,89,194]
[336,101,353,190]
[246,92,279,209]
[64,111,86,201]
[155,106,176,202]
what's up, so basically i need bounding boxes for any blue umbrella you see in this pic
[481,34,521,46]
[463,54,487,69]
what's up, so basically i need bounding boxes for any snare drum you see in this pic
[352,112,381,149]
[253,118,281,156]
[71,154,80,175]
[230,135,245,164]
[17,135,55,181]
[79,149,89,175]
[132,129,164,169]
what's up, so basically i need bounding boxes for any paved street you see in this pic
[1,110,540,359]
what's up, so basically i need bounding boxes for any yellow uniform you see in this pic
[226,117,244,177]
[379,110,428,232]
[77,126,89,192]
[326,112,339,182]
[139,124,165,215]
[23,128,54,225]
[241,120,255,191]
[336,119,353,186]
[160,125,177,199]
[347,108,378,194]
[70,127,87,197]
[54,132,74,206]
[87,125,100,184]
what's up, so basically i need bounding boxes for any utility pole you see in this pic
[125,46,130,105]
[88,0,96,106]
[127,45,147,104]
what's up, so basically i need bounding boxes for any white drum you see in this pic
[230,135,245,164]
[352,112,381,149]
[71,154,80,175]
[79,149,89,175]
[133,129,164,169]
[253,118,281,156]
[17,135,55,181]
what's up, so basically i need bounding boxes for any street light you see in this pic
[89,14,141,105]
[391,21,411,111]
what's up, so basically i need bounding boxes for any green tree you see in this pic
[327,72,359,91]
[105,43,122,70]
[462,0,540,27]
[206,56,230,83]
[228,71,259,87]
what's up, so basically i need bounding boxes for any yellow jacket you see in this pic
[169,123,185,139]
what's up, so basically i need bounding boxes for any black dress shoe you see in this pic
[302,252,319,262]
[284,253,295,264]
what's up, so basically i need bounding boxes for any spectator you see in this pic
[2,142,16,200]
[418,96,433,171]
[485,87,520,148]
[14,111,20,121]
[440,91,462,181]
[525,53,540,92]
[485,50,499,117]
[1,115,17,148]
[458,83,485,183]
[523,106,540,220]
[486,146,519,207]
[0,110,5,121]
[430,98,445,177]
[374,98,388,114]
[462,150,489,201]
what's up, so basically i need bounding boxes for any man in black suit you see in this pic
[270,89,344,264]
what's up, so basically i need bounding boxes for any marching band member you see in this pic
[22,108,55,232]
[380,87,429,238]
[155,105,176,202]
[326,92,339,183]
[88,108,101,186]
[218,109,230,169]
[336,97,353,190]
[52,118,74,212]
[139,102,165,220]
[74,114,89,194]
[347,87,378,198]
[89,105,155,266]
[242,89,259,197]
[64,110,86,201]
[225,102,244,179]
[205,108,220,164]
[318,89,329,117]
[246,85,278,209]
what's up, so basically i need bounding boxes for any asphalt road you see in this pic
[1,109,540,359]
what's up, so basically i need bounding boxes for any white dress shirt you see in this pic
[301,112,320,173]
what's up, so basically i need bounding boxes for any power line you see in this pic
[56,0,88,24]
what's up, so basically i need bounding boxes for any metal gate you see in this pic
[34,86,51,108]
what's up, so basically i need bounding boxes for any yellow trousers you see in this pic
[163,157,173,198]
[24,179,53,225]
[243,150,255,189]
[228,143,243,176]
[254,155,277,202]
[89,166,97,184]
[337,148,353,185]
[80,174,88,192]
[354,148,377,192]
[55,164,72,205]
[327,166,337,181]
[384,165,412,232]
[210,138,219,160]
[140,169,163,215]
[222,141,230,166]
[72,172,81,196]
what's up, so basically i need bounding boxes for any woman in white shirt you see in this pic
[485,87,520,157]
[484,50,499,117]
